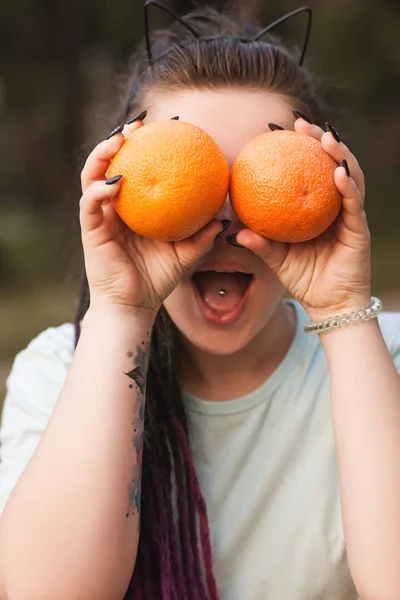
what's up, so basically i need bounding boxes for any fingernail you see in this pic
[171,116,180,120]
[293,109,312,124]
[225,233,244,248]
[268,123,284,131]
[106,174,123,185]
[216,219,232,238]
[325,122,341,143]
[106,124,124,140]
[127,109,147,124]
[342,159,350,177]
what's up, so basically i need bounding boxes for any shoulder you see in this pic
[377,310,400,354]
[2,322,76,423]
[375,310,400,373]
[12,322,76,367]
[0,323,76,516]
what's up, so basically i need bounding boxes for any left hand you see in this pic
[235,118,371,321]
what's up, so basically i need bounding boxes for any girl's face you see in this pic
[147,89,297,355]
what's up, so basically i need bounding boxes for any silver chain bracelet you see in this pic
[304,297,383,335]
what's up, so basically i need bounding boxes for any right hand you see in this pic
[80,119,224,316]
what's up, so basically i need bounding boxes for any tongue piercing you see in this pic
[218,289,227,297]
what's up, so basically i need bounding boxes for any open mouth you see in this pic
[192,270,254,325]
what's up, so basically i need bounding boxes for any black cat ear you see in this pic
[253,6,312,65]
[143,0,200,63]
[143,2,312,65]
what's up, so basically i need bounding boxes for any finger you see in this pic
[123,116,146,140]
[334,166,368,236]
[80,120,144,193]
[79,176,123,233]
[99,199,127,239]
[229,228,289,274]
[293,118,366,201]
[293,116,324,142]
[175,220,227,270]
[81,136,125,193]
[335,163,363,204]
[126,108,148,127]
[321,129,365,197]
[294,116,366,199]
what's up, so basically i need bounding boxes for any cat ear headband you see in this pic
[143,0,312,66]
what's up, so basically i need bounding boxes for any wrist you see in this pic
[303,293,372,324]
[303,295,383,339]
[319,315,381,360]
[83,300,157,331]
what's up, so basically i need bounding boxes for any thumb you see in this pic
[174,219,227,270]
[233,229,288,274]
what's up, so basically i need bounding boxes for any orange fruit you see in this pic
[230,130,342,243]
[107,120,230,241]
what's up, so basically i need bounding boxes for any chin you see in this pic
[174,319,258,356]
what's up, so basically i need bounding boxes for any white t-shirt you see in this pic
[1,301,400,600]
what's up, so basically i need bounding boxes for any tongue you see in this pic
[194,271,251,313]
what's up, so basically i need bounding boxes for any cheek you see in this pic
[163,280,192,322]
[247,272,285,327]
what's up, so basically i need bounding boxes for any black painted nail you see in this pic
[268,122,284,131]
[171,116,180,120]
[127,109,147,124]
[342,159,350,177]
[216,219,232,238]
[293,109,312,124]
[325,122,341,143]
[106,174,123,185]
[225,233,244,248]
[106,124,124,140]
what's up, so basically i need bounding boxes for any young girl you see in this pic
[1,6,400,600]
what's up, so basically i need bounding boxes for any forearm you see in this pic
[0,305,154,600]
[322,318,400,600]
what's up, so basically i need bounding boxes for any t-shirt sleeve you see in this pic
[0,323,75,517]
[378,311,400,373]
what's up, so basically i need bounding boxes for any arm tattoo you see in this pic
[124,340,149,521]
[125,344,148,395]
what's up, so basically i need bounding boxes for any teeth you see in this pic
[213,270,237,274]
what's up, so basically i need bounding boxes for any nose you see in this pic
[215,193,244,232]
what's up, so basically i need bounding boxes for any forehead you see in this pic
[145,88,295,165]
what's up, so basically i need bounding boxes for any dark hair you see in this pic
[75,6,323,599]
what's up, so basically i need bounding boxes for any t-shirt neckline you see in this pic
[181,300,313,416]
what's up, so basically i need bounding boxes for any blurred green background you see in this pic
[1,0,400,406]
